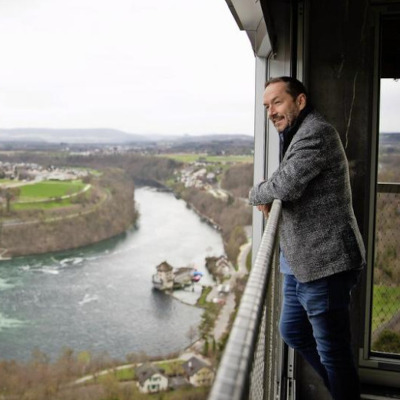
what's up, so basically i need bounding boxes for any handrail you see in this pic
[377,182,400,194]
[208,199,282,400]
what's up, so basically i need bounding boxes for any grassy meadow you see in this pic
[19,180,86,200]
[0,179,89,211]
[372,285,400,331]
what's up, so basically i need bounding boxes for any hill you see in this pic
[0,128,147,144]
[0,128,253,145]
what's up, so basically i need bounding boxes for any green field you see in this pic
[372,285,400,331]
[160,154,253,164]
[2,180,89,211]
[93,359,185,384]
[0,179,15,185]
[19,180,86,200]
[13,198,74,210]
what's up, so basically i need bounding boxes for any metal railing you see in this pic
[371,182,400,355]
[377,182,400,194]
[208,199,282,400]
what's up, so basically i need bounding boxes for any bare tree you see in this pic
[0,187,21,213]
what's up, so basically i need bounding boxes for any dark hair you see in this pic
[265,76,309,101]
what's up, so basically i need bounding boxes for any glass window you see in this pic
[370,16,400,358]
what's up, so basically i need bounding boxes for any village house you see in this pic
[182,356,215,387]
[152,261,174,290]
[180,166,208,189]
[0,162,89,184]
[205,255,232,281]
[173,266,195,287]
[206,171,216,183]
[135,363,169,394]
[152,261,199,291]
[215,256,231,277]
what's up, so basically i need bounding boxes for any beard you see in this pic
[272,108,300,132]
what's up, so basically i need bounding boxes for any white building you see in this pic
[136,363,169,394]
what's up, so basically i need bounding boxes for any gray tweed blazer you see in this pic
[249,110,366,282]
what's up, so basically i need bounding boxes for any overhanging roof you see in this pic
[224,0,272,57]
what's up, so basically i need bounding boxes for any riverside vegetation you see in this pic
[172,161,253,263]
[0,168,138,257]
[0,152,253,264]
[0,348,209,400]
[0,150,254,399]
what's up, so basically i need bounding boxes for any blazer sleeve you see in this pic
[249,130,326,205]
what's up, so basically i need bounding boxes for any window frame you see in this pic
[360,8,400,384]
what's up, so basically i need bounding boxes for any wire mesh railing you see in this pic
[371,182,400,356]
[208,199,282,400]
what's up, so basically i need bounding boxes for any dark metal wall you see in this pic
[307,0,373,231]
[306,2,375,394]
[306,1,400,392]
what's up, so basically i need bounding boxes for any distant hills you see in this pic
[0,128,253,145]
[0,128,147,144]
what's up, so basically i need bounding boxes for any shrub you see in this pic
[373,330,400,353]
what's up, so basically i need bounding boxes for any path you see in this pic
[208,226,252,341]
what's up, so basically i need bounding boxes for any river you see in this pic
[0,187,225,361]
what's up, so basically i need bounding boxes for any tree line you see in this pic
[0,347,209,400]
[1,152,254,263]
[220,162,253,198]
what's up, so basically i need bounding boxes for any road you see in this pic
[208,227,252,341]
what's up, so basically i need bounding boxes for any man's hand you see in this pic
[257,203,272,219]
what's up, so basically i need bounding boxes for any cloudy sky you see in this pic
[380,79,400,133]
[0,0,255,136]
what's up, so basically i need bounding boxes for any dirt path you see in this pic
[210,227,252,341]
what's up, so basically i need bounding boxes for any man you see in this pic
[249,76,365,400]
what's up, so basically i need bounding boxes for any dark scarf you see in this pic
[279,104,313,162]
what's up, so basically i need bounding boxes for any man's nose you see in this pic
[267,106,275,118]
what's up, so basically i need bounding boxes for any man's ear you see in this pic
[297,93,307,110]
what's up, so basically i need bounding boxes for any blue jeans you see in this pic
[280,271,360,400]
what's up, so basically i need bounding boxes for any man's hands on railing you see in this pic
[257,203,272,219]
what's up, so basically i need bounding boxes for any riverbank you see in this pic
[136,179,222,232]
[0,187,250,399]
[59,228,252,400]
[64,226,252,399]
[145,181,252,349]
[0,169,138,258]
[0,188,222,362]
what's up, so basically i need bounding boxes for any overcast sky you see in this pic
[1,2,398,137]
[0,0,255,136]
[380,79,400,133]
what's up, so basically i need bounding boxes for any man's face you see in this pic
[263,82,306,132]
